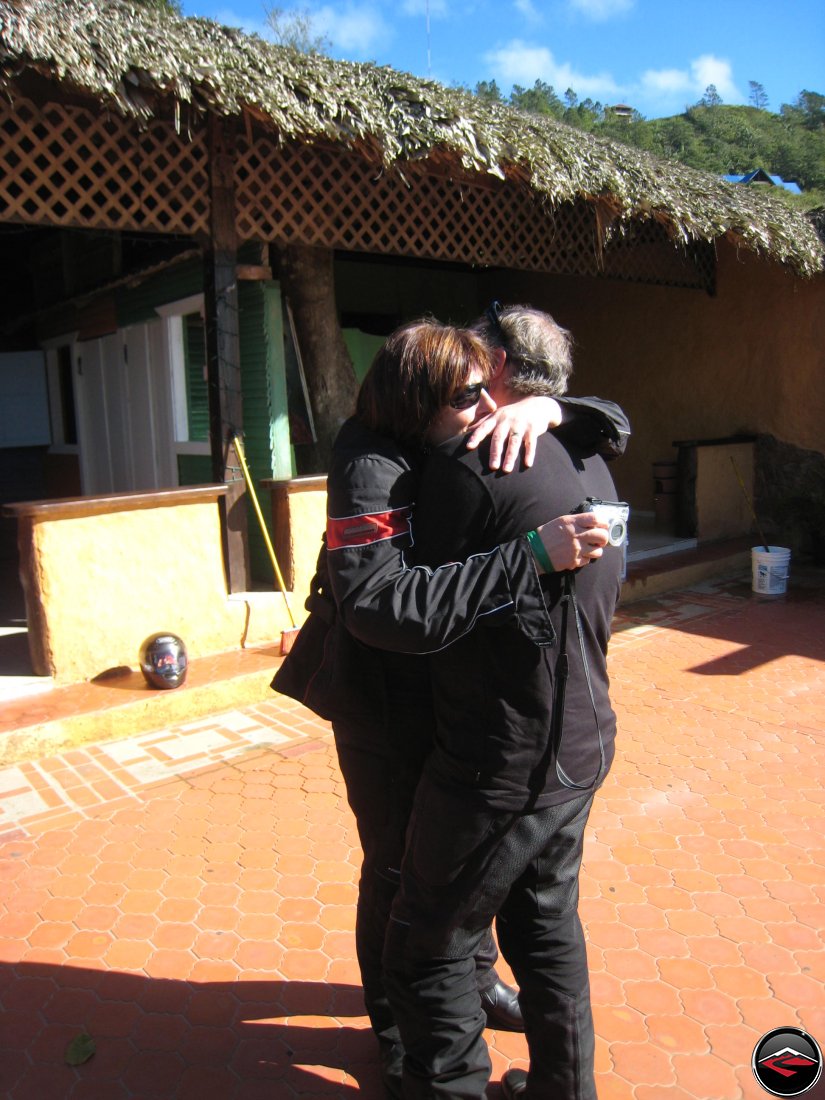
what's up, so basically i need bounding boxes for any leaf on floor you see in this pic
[64,1033,96,1066]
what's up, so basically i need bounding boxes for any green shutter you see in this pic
[182,314,209,442]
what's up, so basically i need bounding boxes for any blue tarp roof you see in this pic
[723,170,802,194]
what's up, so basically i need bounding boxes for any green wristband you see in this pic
[525,529,555,574]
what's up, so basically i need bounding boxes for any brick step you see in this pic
[621,537,752,604]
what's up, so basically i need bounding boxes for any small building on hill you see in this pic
[723,169,803,194]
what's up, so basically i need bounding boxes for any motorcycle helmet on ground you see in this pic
[139,633,188,690]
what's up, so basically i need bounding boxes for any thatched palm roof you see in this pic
[1,0,822,276]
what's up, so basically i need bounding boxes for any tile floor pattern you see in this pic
[1,575,824,1099]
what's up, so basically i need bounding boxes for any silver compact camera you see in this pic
[575,497,630,547]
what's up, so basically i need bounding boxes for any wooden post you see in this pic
[204,113,249,592]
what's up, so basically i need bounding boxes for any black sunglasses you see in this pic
[485,299,503,332]
[449,382,484,410]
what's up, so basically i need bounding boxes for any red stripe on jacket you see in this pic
[327,507,412,550]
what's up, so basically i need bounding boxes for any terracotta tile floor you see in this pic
[1,572,824,1099]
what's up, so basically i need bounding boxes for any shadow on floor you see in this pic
[616,561,825,672]
[3,964,388,1098]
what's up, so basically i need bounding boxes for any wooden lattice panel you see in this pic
[235,136,713,291]
[0,94,712,291]
[601,221,716,292]
[235,138,601,276]
[0,97,209,235]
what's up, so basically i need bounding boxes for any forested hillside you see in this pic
[474,81,825,210]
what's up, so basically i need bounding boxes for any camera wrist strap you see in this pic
[553,572,606,791]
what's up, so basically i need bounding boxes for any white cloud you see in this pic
[485,40,621,99]
[314,3,394,55]
[639,67,692,96]
[514,0,542,23]
[690,54,739,101]
[568,0,635,20]
[638,53,740,108]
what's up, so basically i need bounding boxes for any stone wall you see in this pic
[756,435,825,563]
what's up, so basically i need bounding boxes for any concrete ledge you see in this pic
[0,644,283,766]
[3,484,228,522]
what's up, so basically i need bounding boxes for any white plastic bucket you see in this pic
[751,546,791,596]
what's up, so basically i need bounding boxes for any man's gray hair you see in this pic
[475,304,573,397]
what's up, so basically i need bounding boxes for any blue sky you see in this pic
[183,0,824,120]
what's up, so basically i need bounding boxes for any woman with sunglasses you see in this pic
[273,318,627,1097]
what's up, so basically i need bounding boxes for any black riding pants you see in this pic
[333,725,500,1050]
[383,773,596,1099]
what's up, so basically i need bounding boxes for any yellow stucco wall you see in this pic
[15,489,295,684]
[695,442,755,541]
[266,475,327,612]
[482,244,825,517]
[285,486,327,607]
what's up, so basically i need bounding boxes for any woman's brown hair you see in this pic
[356,320,494,443]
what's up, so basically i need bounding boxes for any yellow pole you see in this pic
[233,433,296,628]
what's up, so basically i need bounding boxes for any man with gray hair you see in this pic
[480,301,574,394]
[383,303,625,1099]
[468,301,628,472]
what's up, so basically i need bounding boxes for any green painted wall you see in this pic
[342,329,384,382]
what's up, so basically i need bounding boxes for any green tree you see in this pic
[700,84,722,108]
[475,80,504,104]
[563,98,604,131]
[601,109,650,148]
[509,80,563,118]
[648,115,706,166]
[748,81,768,110]
[791,90,825,130]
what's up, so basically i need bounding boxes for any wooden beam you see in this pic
[204,113,249,593]
[237,264,273,280]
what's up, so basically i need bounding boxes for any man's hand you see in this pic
[534,513,608,572]
[465,396,563,473]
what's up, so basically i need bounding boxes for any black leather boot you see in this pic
[501,1067,529,1097]
[479,978,524,1032]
